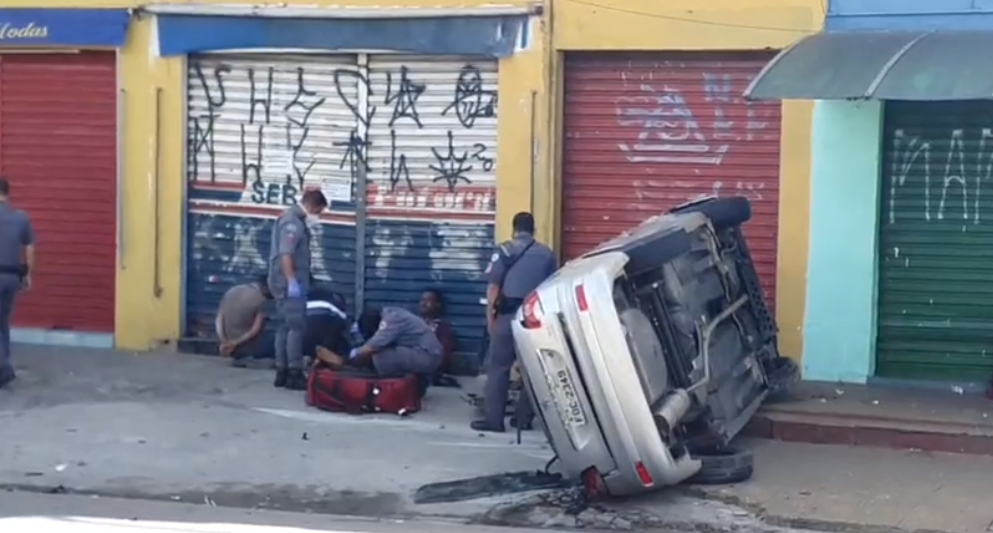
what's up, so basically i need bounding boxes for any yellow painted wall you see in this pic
[548,0,824,361]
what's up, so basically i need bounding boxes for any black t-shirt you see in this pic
[303,309,352,357]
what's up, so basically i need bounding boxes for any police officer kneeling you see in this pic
[316,306,443,389]
[472,212,557,433]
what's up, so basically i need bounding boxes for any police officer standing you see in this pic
[268,189,328,391]
[0,178,33,389]
[472,212,557,433]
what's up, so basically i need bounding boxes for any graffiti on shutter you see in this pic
[366,57,497,218]
[887,127,993,225]
[184,54,361,335]
[611,63,777,213]
[363,56,499,372]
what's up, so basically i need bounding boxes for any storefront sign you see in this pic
[156,14,527,57]
[0,9,130,47]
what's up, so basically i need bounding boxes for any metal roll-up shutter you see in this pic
[561,52,782,307]
[184,53,360,337]
[877,101,993,380]
[1,52,117,332]
[365,55,498,372]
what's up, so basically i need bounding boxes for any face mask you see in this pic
[305,213,321,229]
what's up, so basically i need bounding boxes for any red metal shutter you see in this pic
[0,52,117,332]
[561,52,782,307]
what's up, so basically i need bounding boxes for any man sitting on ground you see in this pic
[216,275,274,368]
[419,288,456,375]
[316,306,442,381]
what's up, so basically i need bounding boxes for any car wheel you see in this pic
[763,356,799,404]
[669,196,752,229]
[685,445,754,485]
[623,228,694,277]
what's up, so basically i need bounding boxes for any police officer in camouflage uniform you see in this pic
[472,212,557,433]
[268,189,328,391]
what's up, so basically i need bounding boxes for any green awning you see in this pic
[745,30,993,101]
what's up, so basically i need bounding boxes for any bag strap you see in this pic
[499,240,535,285]
[494,239,536,298]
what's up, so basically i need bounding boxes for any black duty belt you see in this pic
[0,265,26,277]
[496,297,524,316]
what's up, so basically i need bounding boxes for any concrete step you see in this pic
[743,406,993,456]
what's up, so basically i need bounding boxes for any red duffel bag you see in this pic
[306,366,422,416]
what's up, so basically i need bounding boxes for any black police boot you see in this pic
[470,420,506,433]
[284,369,308,391]
[0,366,15,389]
[273,369,288,388]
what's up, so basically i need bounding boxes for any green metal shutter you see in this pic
[878,101,993,381]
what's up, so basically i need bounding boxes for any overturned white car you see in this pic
[513,196,797,497]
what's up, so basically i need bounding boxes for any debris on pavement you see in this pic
[413,470,573,505]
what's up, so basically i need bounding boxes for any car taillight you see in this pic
[521,292,542,329]
[575,284,588,312]
[634,462,655,487]
[581,467,608,499]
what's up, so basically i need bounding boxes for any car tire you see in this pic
[669,196,752,229]
[623,228,694,277]
[685,445,754,485]
[763,356,799,404]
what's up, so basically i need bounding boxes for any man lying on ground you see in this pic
[314,306,443,385]
[215,275,274,368]
[303,290,353,371]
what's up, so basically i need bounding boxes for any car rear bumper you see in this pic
[513,253,700,495]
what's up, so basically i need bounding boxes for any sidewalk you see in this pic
[0,345,551,520]
[678,439,993,533]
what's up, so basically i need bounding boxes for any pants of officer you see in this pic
[0,274,17,372]
[275,297,306,370]
[372,346,441,378]
[483,313,534,428]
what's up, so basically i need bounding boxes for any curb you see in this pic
[743,410,993,456]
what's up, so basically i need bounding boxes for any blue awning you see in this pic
[0,8,130,48]
[154,11,530,57]
[745,30,993,101]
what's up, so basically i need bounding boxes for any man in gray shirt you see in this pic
[268,189,328,391]
[473,212,557,433]
[215,275,273,368]
[0,178,34,389]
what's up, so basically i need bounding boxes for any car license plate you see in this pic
[539,351,587,428]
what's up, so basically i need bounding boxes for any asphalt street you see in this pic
[0,491,562,533]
